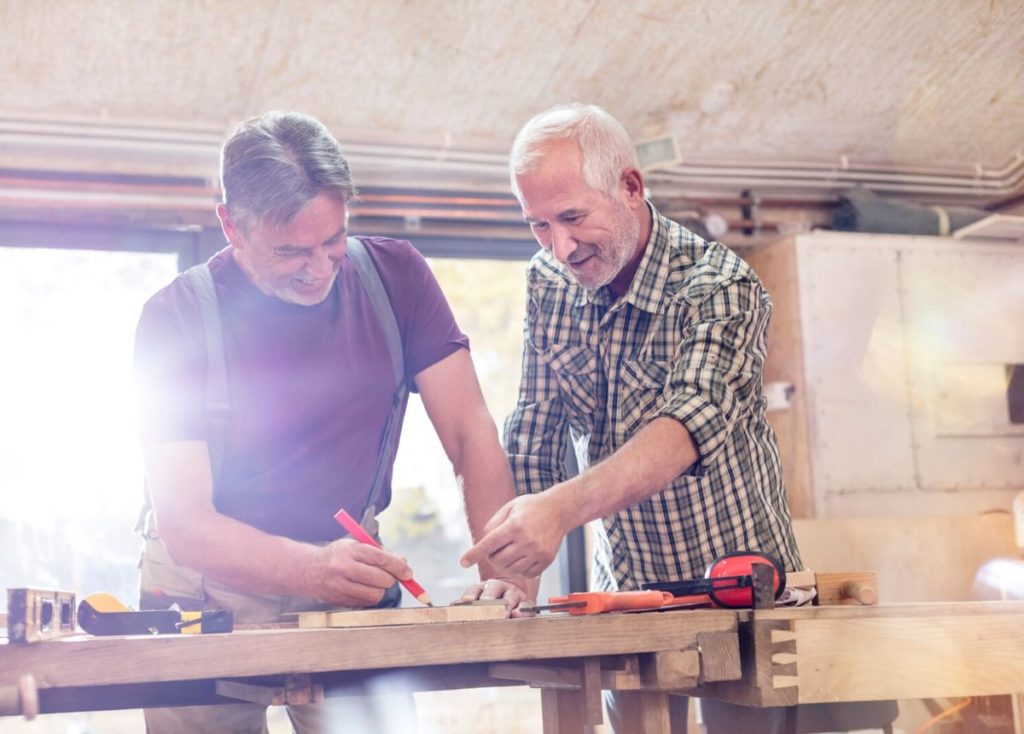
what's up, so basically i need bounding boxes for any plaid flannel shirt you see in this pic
[504,203,802,591]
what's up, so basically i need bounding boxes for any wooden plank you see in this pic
[16,664,517,715]
[747,238,814,518]
[696,617,799,707]
[701,603,1024,706]
[0,674,37,719]
[0,609,737,689]
[541,688,584,734]
[697,631,742,682]
[815,571,878,606]
[214,675,324,706]
[752,600,1024,621]
[785,570,816,589]
[488,657,645,691]
[489,662,583,689]
[790,613,1024,703]
[215,679,286,706]
[642,650,699,689]
[297,603,507,629]
[581,658,603,725]
[614,690,672,733]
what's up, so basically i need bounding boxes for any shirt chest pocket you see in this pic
[616,359,671,435]
[544,344,599,424]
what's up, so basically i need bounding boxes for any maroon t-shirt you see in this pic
[134,236,468,542]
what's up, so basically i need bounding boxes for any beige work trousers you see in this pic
[139,536,413,734]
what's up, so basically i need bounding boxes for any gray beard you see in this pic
[235,249,336,306]
[580,202,641,291]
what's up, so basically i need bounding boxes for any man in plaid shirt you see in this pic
[462,104,802,732]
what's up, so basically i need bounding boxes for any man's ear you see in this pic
[216,203,243,248]
[620,168,646,209]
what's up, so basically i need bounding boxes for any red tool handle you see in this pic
[334,509,431,605]
[548,590,674,615]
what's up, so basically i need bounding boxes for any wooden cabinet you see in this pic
[748,232,1024,518]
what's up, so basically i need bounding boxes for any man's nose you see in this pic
[308,247,334,277]
[549,225,577,264]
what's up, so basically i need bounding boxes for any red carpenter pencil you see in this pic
[333,509,433,607]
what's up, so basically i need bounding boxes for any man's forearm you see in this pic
[552,416,699,529]
[157,509,324,597]
[453,422,520,580]
[460,416,701,578]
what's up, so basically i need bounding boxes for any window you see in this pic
[387,256,567,604]
[386,257,549,733]
[0,248,549,733]
[0,248,178,603]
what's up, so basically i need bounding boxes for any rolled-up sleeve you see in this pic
[657,278,772,466]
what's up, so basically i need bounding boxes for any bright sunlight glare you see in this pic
[0,248,177,530]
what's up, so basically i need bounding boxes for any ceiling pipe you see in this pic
[341,142,1024,195]
[647,161,1024,196]
[333,134,1024,186]
[1,118,1023,204]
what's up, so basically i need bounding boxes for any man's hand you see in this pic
[459,577,533,617]
[309,538,412,607]
[460,492,573,578]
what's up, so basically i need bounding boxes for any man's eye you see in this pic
[531,222,548,231]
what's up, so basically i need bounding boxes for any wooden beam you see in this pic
[789,613,1024,702]
[697,631,742,683]
[489,662,587,690]
[581,658,603,725]
[541,688,585,734]
[25,664,514,715]
[642,650,699,689]
[489,657,645,691]
[0,610,737,689]
[815,571,879,606]
[701,617,799,707]
[614,690,672,733]
[784,570,816,589]
[297,603,507,629]
[214,674,323,706]
[700,602,1024,705]
[746,238,814,518]
[0,674,37,720]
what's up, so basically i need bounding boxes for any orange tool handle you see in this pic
[548,590,674,615]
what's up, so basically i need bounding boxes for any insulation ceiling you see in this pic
[1,0,1022,221]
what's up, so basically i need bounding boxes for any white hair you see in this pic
[509,104,638,200]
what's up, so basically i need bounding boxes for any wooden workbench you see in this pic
[3,601,1024,733]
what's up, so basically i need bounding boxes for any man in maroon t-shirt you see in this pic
[134,111,527,733]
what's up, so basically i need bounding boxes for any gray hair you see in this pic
[220,111,356,234]
[509,104,638,200]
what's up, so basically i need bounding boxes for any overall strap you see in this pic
[346,237,409,535]
[136,260,229,537]
[152,242,405,538]
[183,263,231,482]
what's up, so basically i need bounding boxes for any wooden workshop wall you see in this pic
[792,512,1017,602]
[749,231,1024,520]
[745,239,815,518]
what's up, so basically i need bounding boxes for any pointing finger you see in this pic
[460,527,513,568]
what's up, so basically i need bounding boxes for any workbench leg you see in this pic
[541,688,586,734]
[614,690,672,734]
